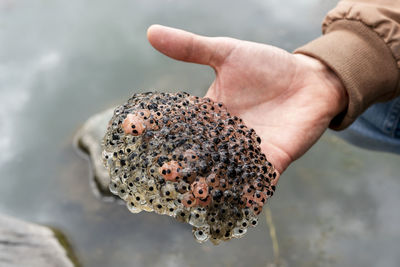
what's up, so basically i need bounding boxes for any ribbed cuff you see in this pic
[295,20,399,130]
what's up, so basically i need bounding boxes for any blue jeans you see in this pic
[336,96,400,154]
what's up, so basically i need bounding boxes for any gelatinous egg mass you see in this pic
[102,92,279,244]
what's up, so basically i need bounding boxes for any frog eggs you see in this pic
[102,92,279,244]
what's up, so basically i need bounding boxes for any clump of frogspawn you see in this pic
[102,92,279,244]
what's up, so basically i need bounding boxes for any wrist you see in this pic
[294,54,348,120]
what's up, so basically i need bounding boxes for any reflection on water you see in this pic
[1,0,400,266]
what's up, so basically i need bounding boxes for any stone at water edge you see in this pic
[0,214,77,267]
[74,108,118,199]
[103,92,280,244]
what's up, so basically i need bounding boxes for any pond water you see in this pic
[1,0,400,266]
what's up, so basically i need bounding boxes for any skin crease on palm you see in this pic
[147,24,348,175]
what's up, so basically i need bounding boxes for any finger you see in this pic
[147,24,232,68]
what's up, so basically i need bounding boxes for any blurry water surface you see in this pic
[1,0,400,266]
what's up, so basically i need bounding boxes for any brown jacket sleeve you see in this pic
[295,0,400,130]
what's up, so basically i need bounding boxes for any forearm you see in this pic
[295,0,400,130]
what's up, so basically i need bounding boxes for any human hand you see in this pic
[147,25,347,174]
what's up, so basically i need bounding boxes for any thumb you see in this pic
[147,24,231,68]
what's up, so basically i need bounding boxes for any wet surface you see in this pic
[1,0,400,266]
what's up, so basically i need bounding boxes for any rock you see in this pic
[0,214,77,267]
[74,108,116,199]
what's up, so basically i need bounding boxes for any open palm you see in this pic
[147,25,347,174]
